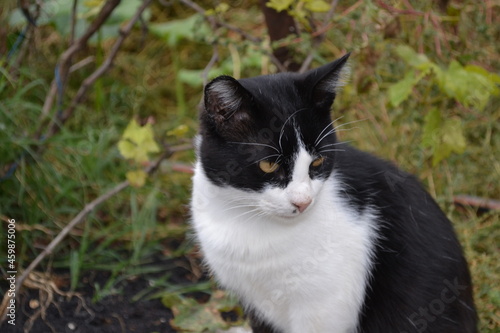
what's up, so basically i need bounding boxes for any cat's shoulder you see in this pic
[333,143,427,211]
[335,144,408,184]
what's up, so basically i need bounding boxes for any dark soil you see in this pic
[1,256,205,333]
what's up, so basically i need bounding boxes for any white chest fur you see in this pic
[191,162,377,333]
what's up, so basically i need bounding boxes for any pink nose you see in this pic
[292,199,312,213]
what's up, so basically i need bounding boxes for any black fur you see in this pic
[337,146,477,333]
[199,54,477,332]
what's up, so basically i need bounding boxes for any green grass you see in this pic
[0,0,498,331]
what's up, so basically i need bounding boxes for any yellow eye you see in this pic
[311,156,325,167]
[259,160,280,173]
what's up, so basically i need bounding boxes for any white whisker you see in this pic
[228,141,280,153]
[314,115,344,145]
[232,207,263,221]
[256,154,281,163]
[335,127,360,132]
[241,210,270,224]
[221,203,257,213]
[279,108,307,151]
[242,154,282,168]
[332,119,366,131]
[319,149,345,153]
[316,119,366,147]
[317,141,350,150]
[315,127,336,147]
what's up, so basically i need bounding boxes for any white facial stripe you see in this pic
[292,147,313,183]
[285,147,315,211]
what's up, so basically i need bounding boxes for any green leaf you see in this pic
[118,119,160,163]
[437,61,499,111]
[161,293,184,308]
[178,68,225,87]
[150,15,208,47]
[166,124,190,138]
[205,3,231,17]
[107,0,151,25]
[9,0,150,41]
[394,45,432,68]
[464,64,500,84]
[266,0,294,12]
[69,250,81,291]
[422,109,466,166]
[422,108,442,148]
[388,71,418,107]
[441,118,466,155]
[304,0,331,12]
[165,291,242,332]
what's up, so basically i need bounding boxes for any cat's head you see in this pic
[197,54,350,219]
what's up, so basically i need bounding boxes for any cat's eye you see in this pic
[311,156,325,167]
[259,160,280,173]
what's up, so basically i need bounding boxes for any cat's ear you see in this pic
[202,75,254,139]
[306,53,351,109]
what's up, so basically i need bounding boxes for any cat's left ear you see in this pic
[306,53,351,109]
[201,75,255,140]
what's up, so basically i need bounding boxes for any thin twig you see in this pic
[40,0,121,131]
[70,0,79,46]
[8,1,42,78]
[374,0,450,58]
[299,0,341,73]
[0,179,126,324]
[46,0,153,138]
[454,195,500,212]
[177,0,287,72]
[178,0,260,43]
[69,55,96,73]
[39,57,95,120]
[202,44,219,86]
[373,0,424,16]
[0,143,192,323]
[429,13,451,57]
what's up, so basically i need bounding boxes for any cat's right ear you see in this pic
[202,75,254,139]
[306,53,351,109]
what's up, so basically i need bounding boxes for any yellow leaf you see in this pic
[126,170,147,188]
[166,124,189,138]
[266,0,294,12]
[118,120,160,163]
[83,0,104,8]
[305,0,331,13]
[215,3,230,13]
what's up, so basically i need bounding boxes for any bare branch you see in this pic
[40,56,96,120]
[299,0,341,73]
[69,0,79,46]
[0,178,125,323]
[46,0,154,138]
[69,56,96,73]
[454,195,500,212]
[177,0,287,72]
[202,44,219,86]
[40,0,122,129]
[0,143,193,323]
[178,0,260,43]
[374,0,424,16]
[7,1,42,78]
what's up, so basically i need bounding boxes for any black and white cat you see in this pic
[190,54,477,333]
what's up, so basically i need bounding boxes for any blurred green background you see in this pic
[0,0,498,331]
